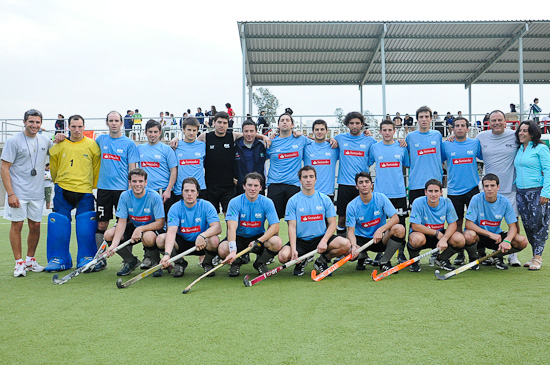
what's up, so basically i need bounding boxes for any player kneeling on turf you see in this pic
[104,168,165,276]
[219,172,282,277]
[157,177,221,277]
[278,166,350,276]
[408,179,465,272]
[346,172,406,272]
[463,173,527,270]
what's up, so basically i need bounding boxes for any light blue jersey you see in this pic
[368,141,410,198]
[285,191,336,240]
[266,135,311,186]
[96,134,139,190]
[116,189,165,227]
[406,130,444,190]
[345,192,397,238]
[304,141,338,195]
[443,138,483,195]
[137,142,178,191]
[334,133,376,186]
[410,196,458,232]
[167,199,219,241]
[226,194,279,237]
[465,193,517,234]
[174,139,206,193]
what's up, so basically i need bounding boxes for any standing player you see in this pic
[464,174,527,269]
[476,110,521,266]
[408,179,465,272]
[1,109,52,276]
[278,166,350,276]
[405,106,444,206]
[103,169,165,276]
[346,172,406,272]
[266,113,313,219]
[442,117,483,265]
[218,172,283,276]
[334,112,376,234]
[94,111,139,270]
[234,119,267,196]
[46,115,101,271]
[158,177,221,277]
[304,119,339,200]
[368,119,410,262]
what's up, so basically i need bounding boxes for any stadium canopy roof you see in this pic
[237,20,550,117]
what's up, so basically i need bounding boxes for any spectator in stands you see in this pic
[133,109,142,130]
[196,108,205,125]
[124,110,134,137]
[257,110,268,134]
[510,103,517,113]
[55,114,65,135]
[483,113,490,130]
[226,103,235,131]
[531,98,542,122]
[403,113,414,134]
[206,106,217,127]
[433,111,440,121]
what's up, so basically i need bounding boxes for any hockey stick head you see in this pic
[434,270,448,280]
[243,275,251,287]
[371,269,378,279]
[310,270,318,280]
[182,288,191,294]
[116,278,125,289]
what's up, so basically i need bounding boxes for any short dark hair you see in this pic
[225,103,231,108]
[424,179,443,190]
[489,110,506,120]
[244,172,264,187]
[515,120,542,148]
[298,165,316,179]
[355,171,372,184]
[278,113,295,126]
[182,117,200,129]
[242,119,256,129]
[534,98,539,103]
[24,109,42,122]
[379,119,395,129]
[416,106,432,120]
[182,177,200,192]
[68,115,85,126]
[482,173,500,185]
[106,111,122,122]
[452,116,470,128]
[214,111,230,123]
[343,111,364,126]
[128,168,147,181]
[127,110,132,114]
[145,119,161,132]
[312,119,328,131]
[135,109,139,113]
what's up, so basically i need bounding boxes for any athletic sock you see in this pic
[146,247,160,265]
[407,242,420,259]
[16,259,24,265]
[256,248,277,265]
[438,246,458,262]
[203,249,217,266]
[337,226,346,231]
[380,237,402,263]
[95,230,106,249]
[26,256,33,262]
[464,243,478,261]
[117,246,135,263]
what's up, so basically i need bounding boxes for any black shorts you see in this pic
[389,196,408,226]
[356,236,386,252]
[206,186,235,214]
[448,186,479,221]
[336,184,359,216]
[174,235,205,256]
[267,183,301,219]
[477,232,508,250]
[120,223,164,245]
[404,120,413,126]
[414,229,446,249]
[408,189,425,208]
[97,189,125,222]
[286,235,338,256]
[223,234,263,253]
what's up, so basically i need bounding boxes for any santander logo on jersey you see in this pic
[180,226,201,233]
[278,151,299,159]
[360,218,381,228]
[425,223,444,230]
[417,148,436,156]
[103,153,121,161]
[380,162,400,168]
[130,215,152,222]
[312,159,330,165]
[480,220,500,227]
[452,158,473,165]
[344,150,364,157]
[301,214,323,222]
[180,159,200,165]
[240,221,261,228]
[141,161,160,168]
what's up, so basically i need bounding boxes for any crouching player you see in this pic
[104,169,165,276]
[463,174,527,269]
[158,177,221,277]
[346,172,406,272]
[278,166,350,276]
[408,179,465,272]
[219,172,283,276]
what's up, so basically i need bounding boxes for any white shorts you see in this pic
[500,191,519,217]
[3,196,43,222]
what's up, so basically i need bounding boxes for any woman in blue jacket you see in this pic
[514,120,550,270]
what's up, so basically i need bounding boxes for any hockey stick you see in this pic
[434,250,499,280]
[182,245,256,294]
[116,246,197,289]
[52,240,123,285]
[311,239,374,282]
[371,247,439,281]
[243,249,317,287]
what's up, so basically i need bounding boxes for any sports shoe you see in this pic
[397,251,407,264]
[409,261,421,272]
[495,257,508,270]
[173,259,188,278]
[508,253,521,267]
[25,258,44,272]
[228,263,241,277]
[140,251,152,269]
[469,263,480,270]
[117,257,141,276]
[253,260,269,275]
[14,262,26,277]
[454,251,465,266]
[91,258,107,272]
[373,252,383,266]
[332,255,344,263]
[293,256,313,276]
[153,268,164,277]
[482,257,495,266]
[380,262,398,274]
[212,255,221,266]
[240,253,250,265]
[436,258,456,271]
[356,251,369,271]
[313,257,329,274]
[429,252,437,266]
[266,257,275,265]
[44,258,72,272]
[203,263,215,277]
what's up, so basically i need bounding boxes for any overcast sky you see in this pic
[1,0,549,130]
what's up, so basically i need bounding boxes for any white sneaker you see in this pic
[26,258,45,272]
[14,262,27,277]
[508,253,521,267]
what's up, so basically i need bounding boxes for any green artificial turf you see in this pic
[1,217,549,364]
